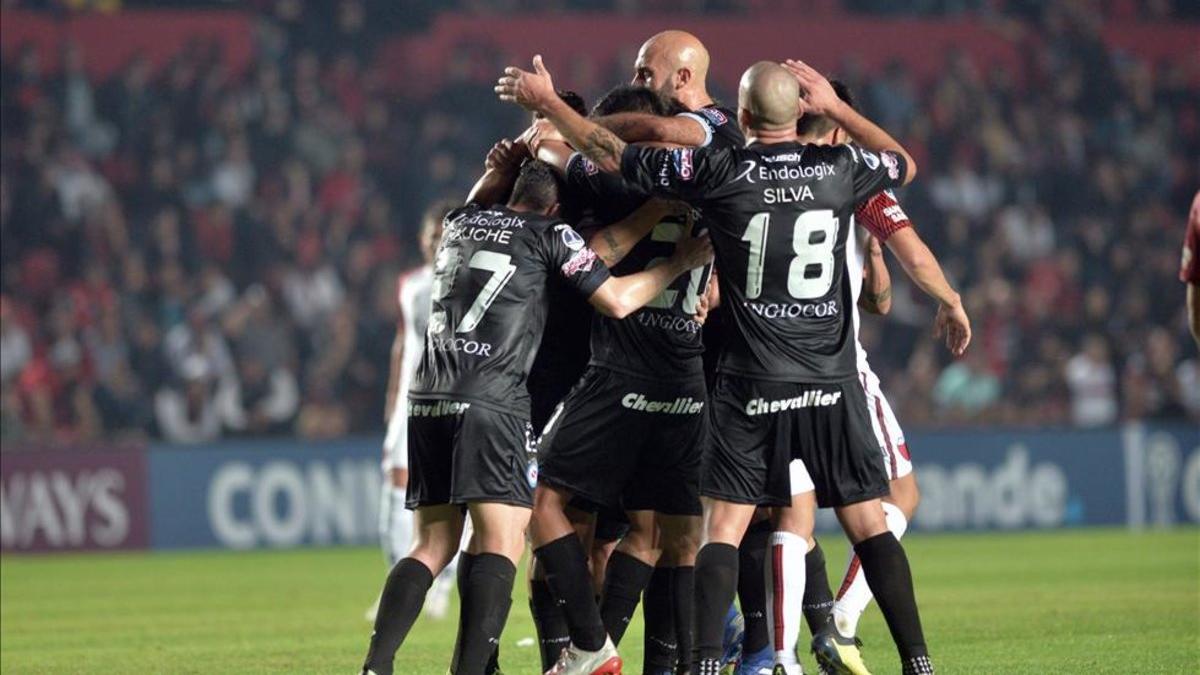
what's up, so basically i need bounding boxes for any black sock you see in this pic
[362,557,433,675]
[600,550,655,645]
[854,532,928,660]
[802,540,835,635]
[671,565,695,674]
[693,543,739,665]
[454,553,503,674]
[450,553,516,675]
[535,534,607,651]
[737,519,772,654]
[642,565,676,670]
[530,574,571,671]
[451,552,478,674]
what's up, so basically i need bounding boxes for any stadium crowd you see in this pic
[0,0,1196,444]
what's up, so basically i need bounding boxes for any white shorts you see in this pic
[858,364,912,481]
[789,459,815,496]
[382,393,409,472]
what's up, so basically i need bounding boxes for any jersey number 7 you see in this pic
[431,247,517,333]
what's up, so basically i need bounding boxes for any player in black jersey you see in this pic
[359,148,713,675]
[525,83,712,675]
[498,55,943,675]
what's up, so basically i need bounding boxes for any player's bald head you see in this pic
[738,61,800,131]
[632,30,710,100]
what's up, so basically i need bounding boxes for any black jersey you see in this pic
[620,141,908,382]
[564,153,708,379]
[411,203,612,416]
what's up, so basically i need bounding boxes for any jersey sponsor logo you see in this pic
[742,299,839,319]
[428,336,494,356]
[734,160,836,184]
[408,400,472,417]
[672,148,695,181]
[555,223,585,251]
[561,247,598,277]
[621,393,704,415]
[457,210,527,229]
[744,389,843,416]
[860,149,880,170]
[882,203,908,223]
[880,151,901,180]
[698,107,728,126]
[635,311,702,334]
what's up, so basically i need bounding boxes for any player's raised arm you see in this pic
[783,60,917,185]
[587,228,713,319]
[594,112,709,147]
[497,55,628,173]
[884,227,970,356]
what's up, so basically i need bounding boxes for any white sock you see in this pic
[386,486,412,566]
[833,502,908,636]
[765,531,807,668]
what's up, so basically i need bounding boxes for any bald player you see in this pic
[498,57,943,675]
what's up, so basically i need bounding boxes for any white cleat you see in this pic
[545,637,623,675]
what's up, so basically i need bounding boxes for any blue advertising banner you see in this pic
[811,424,1197,533]
[147,438,381,550]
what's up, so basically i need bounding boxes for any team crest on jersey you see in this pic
[427,310,447,335]
[561,247,598,276]
[860,148,880,170]
[580,155,599,175]
[880,151,901,180]
[555,223,585,251]
[698,107,728,126]
[672,148,695,181]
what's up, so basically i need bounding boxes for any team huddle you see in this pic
[363,30,971,675]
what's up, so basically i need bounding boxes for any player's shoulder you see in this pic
[679,104,742,148]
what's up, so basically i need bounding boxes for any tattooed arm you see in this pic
[497,55,628,173]
[859,235,893,315]
[589,200,689,267]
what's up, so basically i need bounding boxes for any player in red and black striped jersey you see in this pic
[498,54,950,675]
[761,81,970,675]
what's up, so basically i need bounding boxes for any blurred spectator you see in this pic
[0,0,1196,446]
[1064,334,1118,427]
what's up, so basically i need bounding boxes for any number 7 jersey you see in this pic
[620,141,908,382]
[411,203,612,417]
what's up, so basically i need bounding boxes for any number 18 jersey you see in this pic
[411,203,612,416]
[620,141,907,382]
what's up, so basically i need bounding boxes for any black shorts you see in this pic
[539,366,705,516]
[703,375,889,508]
[406,398,535,509]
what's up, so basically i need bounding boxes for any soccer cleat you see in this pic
[900,655,934,675]
[735,646,772,675]
[810,630,871,675]
[720,604,745,671]
[546,637,623,675]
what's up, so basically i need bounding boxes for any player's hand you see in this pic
[671,230,714,272]
[519,118,567,155]
[782,59,839,117]
[693,287,710,326]
[484,138,529,174]
[496,54,556,112]
[934,299,972,357]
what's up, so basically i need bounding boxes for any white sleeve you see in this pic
[675,112,713,147]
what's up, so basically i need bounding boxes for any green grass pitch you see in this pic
[2,528,1197,674]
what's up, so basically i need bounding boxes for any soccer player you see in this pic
[765,80,971,675]
[359,137,712,675]
[498,55,963,675]
[372,199,455,623]
[527,83,713,675]
[1183,190,1200,349]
